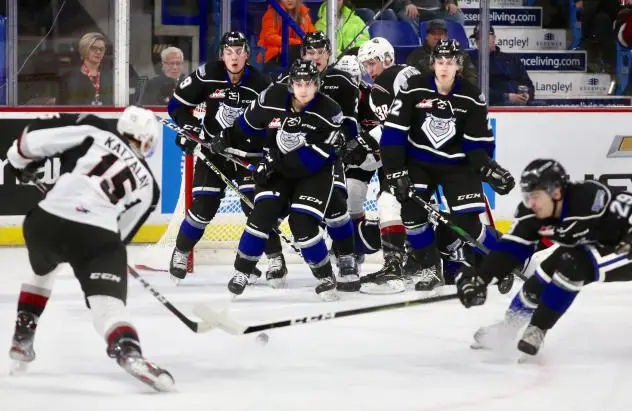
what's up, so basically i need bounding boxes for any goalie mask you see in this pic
[117,106,161,158]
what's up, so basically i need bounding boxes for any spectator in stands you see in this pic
[469,24,535,106]
[395,0,464,35]
[576,0,620,73]
[139,47,186,105]
[58,32,113,105]
[406,19,477,84]
[315,0,369,57]
[258,0,316,70]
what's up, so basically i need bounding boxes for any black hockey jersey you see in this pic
[478,180,632,282]
[168,61,271,140]
[367,64,420,124]
[278,66,358,140]
[5,114,159,244]
[233,83,343,178]
[380,75,494,172]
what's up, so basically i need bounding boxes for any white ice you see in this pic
[1,246,631,411]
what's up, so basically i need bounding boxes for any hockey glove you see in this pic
[9,159,46,184]
[342,133,380,166]
[615,228,632,256]
[210,129,231,155]
[455,266,488,308]
[175,124,202,154]
[253,148,280,186]
[385,169,413,203]
[480,160,515,195]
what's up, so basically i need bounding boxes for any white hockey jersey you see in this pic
[6,113,160,243]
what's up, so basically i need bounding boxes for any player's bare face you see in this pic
[222,46,248,74]
[433,57,458,83]
[87,40,106,66]
[292,79,318,105]
[362,58,383,80]
[304,48,329,72]
[523,190,556,218]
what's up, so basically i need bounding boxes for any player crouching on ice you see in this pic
[457,159,632,357]
[5,107,174,391]
[213,60,344,301]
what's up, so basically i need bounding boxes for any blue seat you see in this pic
[419,20,469,50]
[355,8,376,24]
[369,21,420,46]
[377,8,398,21]
[615,42,632,95]
[393,45,419,64]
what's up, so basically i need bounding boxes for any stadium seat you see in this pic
[419,20,469,50]
[355,8,375,24]
[393,45,418,64]
[369,21,420,46]
[615,42,632,95]
[376,9,398,21]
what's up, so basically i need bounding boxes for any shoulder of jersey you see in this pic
[456,78,486,104]
[324,68,356,87]
[195,61,225,80]
[275,71,290,84]
[246,65,273,90]
[313,92,343,119]
[573,180,612,215]
[258,83,287,106]
[29,113,112,133]
[513,202,537,220]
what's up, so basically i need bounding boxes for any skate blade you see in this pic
[169,275,182,286]
[267,278,287,289]
[124,359,176,393]
[359,280,405,295]
[336,279,361,292]
[9,360,29,375]
[318,289,339,302]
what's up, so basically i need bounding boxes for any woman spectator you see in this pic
[258,0,316,70]
[58,32,113,105]
[315,0,369,57]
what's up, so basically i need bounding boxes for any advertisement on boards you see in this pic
[463,7,543,27]
[516,51,587,72]
[529,73,612,97]
[459,0,524,8]
[465,28,566,50]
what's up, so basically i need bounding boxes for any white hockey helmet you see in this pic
[357,37,395,67]
[334,55,362,85]
[117,106,161,158]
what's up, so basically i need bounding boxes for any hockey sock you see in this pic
[380,224,406,253]
[326,213,355,256]
[354,217,381,255]
[15,267,61,321]
[88,295,141,357]
[264,230,283,256]
[106,324,141,357]
[176,212,210,252]
[234,225,268,274]
[531,271,583,330]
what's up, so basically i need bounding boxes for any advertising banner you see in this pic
[460,0,524,8]
[515,50,587,72]
[465,28,566,50]
[529,73,612,97]
[463,7,543,27]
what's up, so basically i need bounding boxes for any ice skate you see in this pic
[497,273,515,294]
[360,252,405,294]
[169,247,189,284]
[265,254,288,289]
[248,266,262,285]
[109,342,175,392]
[517,325,547,357]
[228,271,250,296]
[413,260,444,291]
[336,254,361,292]
[316,275,339,302]
[9,311,37,375]
[470,312,529,350]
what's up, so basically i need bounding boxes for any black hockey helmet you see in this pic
[219,31,250,56]
[301,31,331,57]
[288,59,321,91]
[520,159,569,196]
[430,39,463,66]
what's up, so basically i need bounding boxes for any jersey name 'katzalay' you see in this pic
[103,136,150,189]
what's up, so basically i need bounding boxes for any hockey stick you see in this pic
[127,265,215,333]
[193,291,458,335]
[335,0,395,62]
[193,151,302,255]
[29,182,214,333]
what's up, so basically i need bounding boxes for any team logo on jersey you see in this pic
[215,103,244,129]
[209,89,225,99]
[538,225,556,236]
[286,116,302,128]
[420,99,457,149]
[269,118,282,128]
[416,99,433,108]
[276,130,306,154]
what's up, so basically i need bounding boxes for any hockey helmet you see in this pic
[430,39,463,66]
[288,60,321,92]
[301,31,331,56]
[520,159,569,197]
[117,106,161,158]
[219,31,250,57]
[357,37,395,67]
[334,55,362,85]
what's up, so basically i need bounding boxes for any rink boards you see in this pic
[1,107,632,244]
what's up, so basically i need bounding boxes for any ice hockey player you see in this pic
[353,37,424,294]
[215,60,343,301]
[5,107,174,392]
[167,31,286,285]
[276,31,361,291]
[456,159,632,357]
[379,39,515,292]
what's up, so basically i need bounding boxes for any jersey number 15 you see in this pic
[88,153,137,205]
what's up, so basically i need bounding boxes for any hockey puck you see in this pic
[256,332,269,346]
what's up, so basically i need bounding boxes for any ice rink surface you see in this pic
[1,246,632,411]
